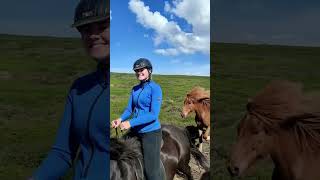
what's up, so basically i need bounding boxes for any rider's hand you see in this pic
[111,118,121,128]
[120,121,131,130]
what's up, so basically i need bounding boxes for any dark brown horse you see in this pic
[181,87,210,152]
[110,124,209,180]
[228,80,320,180]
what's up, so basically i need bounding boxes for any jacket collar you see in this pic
[140,79,151,87]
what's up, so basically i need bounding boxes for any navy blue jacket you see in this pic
[33,66,109,180]
[120,80,162,133]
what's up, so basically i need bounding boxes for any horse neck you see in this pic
[269,130,305,179]
[194,102,209,118]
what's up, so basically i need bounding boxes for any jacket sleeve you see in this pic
[129,84,162,127]
[33,91,79,180]
[120,89,134,121]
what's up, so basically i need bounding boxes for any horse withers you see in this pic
[181,87,210,152]
[110,124,209,180]
[228,80,320,180]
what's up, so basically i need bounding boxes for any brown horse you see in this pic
[228,80,320,180]
[181,87,210,152]
[110,124,209,180]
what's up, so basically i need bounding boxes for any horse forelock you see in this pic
[188,86,210,99]
[184,86,210,106]
[247,80,320,151]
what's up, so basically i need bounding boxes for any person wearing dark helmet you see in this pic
[29,0,110,179]
[111,58,165,180]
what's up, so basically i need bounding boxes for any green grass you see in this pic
[3,34,319,180]
[110,73,210,136]
[0,34,95,179]
[212,42,320,179]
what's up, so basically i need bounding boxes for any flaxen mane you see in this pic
[247,80,320,151]
[186,87,210,107]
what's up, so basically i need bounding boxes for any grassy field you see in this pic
[0,34,210,179]
[3,34,320,180]
[212,42,320,179]
[0,34,95,179]
[110,73,210,136]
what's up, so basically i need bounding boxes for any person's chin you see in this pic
[89,46,109,59]
[139,77,147,81]
[89,52,109,62]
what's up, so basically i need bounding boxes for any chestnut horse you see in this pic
[228,80,320,180]
[181,87,210,152]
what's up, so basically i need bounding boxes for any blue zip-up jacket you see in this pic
[120,80,162,133]
[33,66,109,180]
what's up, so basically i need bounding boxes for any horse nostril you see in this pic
[227,165,240,176]
[180,112,185,118]
[234,167,239,175]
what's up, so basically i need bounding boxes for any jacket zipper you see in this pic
[135,83,146,118]
[82,87,106,178]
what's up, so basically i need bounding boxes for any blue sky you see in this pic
[0,0,79,37]
[0,0,210,76]
[110,0,210,76]
[213,0,320,46]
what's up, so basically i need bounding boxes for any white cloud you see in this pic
[164,1,171,12]
[167,0,210,36]
[143,34,149,38]
[154,48,179,56]
[128,0,210,56]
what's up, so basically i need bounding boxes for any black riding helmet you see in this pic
[72,0,109,28]
[133,58,153,73]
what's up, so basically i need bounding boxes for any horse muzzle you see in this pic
[227,164,240,177]
[180,112,187,118]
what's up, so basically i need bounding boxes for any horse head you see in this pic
[228,103,273,177]
[181,96,196,118]
[228,80,303,177]
[181,87,210,118]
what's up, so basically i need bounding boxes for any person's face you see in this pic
[135,68,150,81]
[77,20,110,63]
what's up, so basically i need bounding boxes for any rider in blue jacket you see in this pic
[112,58,164,180]
[31,0,110,179]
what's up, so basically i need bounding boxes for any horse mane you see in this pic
[186,86,210,107]
[247,80,320,151]
[110,137,144,179]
